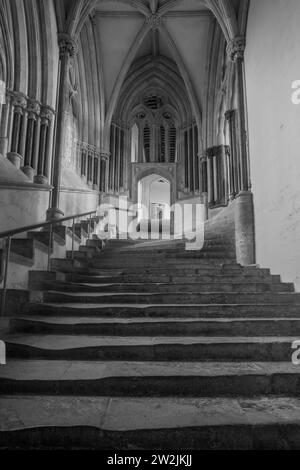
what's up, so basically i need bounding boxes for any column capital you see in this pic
[100,150,110,161]
[87,144,96,156]
[27,99,41,120]
[40,105,55,125]
[10,91,27,110]
[226,37,246,62]
[206,147,216,159]
[58,34,78,58]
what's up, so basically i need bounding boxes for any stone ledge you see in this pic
[0,180,53,192]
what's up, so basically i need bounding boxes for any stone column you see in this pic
[47,34,78,220]
[18,105,28,162]
[0,91,11,156]
[225,110,238,199]
[87,145,94,186]
[227,38,255,265]
[96,151,101,190]
[35,106,54,184]
[234,191,255,265]
[101,151,110,194]
[7,92,27,169]
[227,37,251,192]
[123,126,130,193]
[23,100,40,181]
[81,143,88,178]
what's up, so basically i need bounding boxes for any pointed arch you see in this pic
[159,24,202,136]
[103,22,153,148]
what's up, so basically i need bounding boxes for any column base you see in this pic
[22,166,35,182]
[46,207,65,221]
[7,152,23,170]
[34,174,48,185]
[234,190,256,266]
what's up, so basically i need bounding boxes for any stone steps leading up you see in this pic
[0,361,299,398]
[2,237,300,450]
[40,281,294,294]
[5,334,298,361]
[2,396,300,449]
[85,265,273,276]
[65,273,282,284]
[42,290,300,305]
[10,316,300,336]
[27,302,300,318]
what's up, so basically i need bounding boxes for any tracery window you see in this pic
[130,97,178,163]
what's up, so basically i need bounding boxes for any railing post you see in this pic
[72,218,75,259]
[47,224,53,272]
[1,236,11,316]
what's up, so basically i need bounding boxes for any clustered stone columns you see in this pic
[7,92,27,169]
[182,123,200,195]
[35,106,54,184]
[108,122,126,194]
[226,37,251,193]
[47,34,78,220]
[201,145,230,208]
[227,37,255,266]
[76,142,100,190]
[5,91,54,180]
[100,151,110,194]
[0,91,11,157]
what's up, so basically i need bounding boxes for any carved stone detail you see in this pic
[27,99,40,120]
[146,14,161,30]
[11,92,27,111]
[226,37,246,62]
[100,151,110,162]
[40,105,55,124]
[58,34,78,58]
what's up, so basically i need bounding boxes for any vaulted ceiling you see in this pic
[93,0,214,118]
[55,0,249,149]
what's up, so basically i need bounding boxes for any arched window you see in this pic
[160,125,166,162]
[130,101,178,163]
[169,125,177,163]
[143,125,151,162]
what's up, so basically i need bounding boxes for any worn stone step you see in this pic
[41,281,294,294]
[65,273,281,284]
[11,316,300,337]
[42,291,300,305]
[91,258,235,268]
[86,265,272,276]
[27,302,300,318]
[1,361,300,398]
[2,395,300,449]
[4,334,298,361]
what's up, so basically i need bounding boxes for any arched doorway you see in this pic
[138,174,171,222]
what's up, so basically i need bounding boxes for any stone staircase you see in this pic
[1,234,300,450]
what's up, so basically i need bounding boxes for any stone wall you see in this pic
[245,0,300,290]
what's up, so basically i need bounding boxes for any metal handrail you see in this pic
[0,210,97,316]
